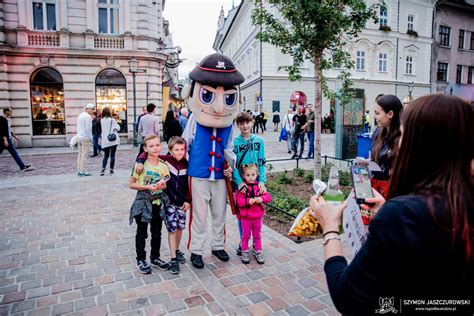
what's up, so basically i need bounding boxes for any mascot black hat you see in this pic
[189,53,244,86]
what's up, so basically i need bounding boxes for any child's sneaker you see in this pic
[254,250,265,264]
[150,258,170,270]
[236,243,242,256]
[176,250,186,264]
[136,260,151,274]
[169,259,180,274]
[241,251,250,264]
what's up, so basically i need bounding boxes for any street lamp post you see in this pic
[128,57,146,146]
[403,81,415,106]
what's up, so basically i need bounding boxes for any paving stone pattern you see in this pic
[0,132,351,315]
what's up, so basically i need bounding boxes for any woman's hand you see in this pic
[182,202,191,212]
[361,189,385,219]
[155,181,167,191]
[309,196,347,233]
[224,166,233,178]
[238,183,247,191]
[135,163,144,175]
[258,183,267,194]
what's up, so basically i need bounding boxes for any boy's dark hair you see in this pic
[3,107,12,114]
[236,112,253,125]
[146,103,156,113]
[168,136,186,150]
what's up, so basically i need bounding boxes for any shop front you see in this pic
[95,69,128,133]
[30,67,65,137]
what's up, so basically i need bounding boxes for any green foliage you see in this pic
[276,173,294,184]
[271,196,307,216]
[321,164,331,182]
[339,169,352,186]
[266,163,274,172]
[293,168,305,177]
[304,172,314,183]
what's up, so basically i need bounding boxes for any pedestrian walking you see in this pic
[99,107,120,176]
[129,134,171,274]
[303,104,315,159]
[291,105,307,159]
[261,111,268,132]
[309,94,474,315]
[76,103,94,176]
[137,103,160,156]
[364,110,371,133]
[282,109,294,153]
[91,111,102,157]
[272,111,280,132]
[0,107,32,172]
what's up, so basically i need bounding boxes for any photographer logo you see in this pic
[375,297,398,314]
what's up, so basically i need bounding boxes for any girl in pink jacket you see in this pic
[234,164,272,264]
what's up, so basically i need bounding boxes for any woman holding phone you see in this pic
[310,94,474,314]
[369,94,403,198]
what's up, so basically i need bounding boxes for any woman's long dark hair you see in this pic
[389,94,474,262]
[370,95,403,165]
[101,107,111,118]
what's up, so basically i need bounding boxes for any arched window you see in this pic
[30,67,65,135]
[95,69,127,133]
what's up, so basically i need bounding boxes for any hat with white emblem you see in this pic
[189,53,244,86]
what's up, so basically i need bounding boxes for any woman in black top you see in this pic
[310,95,474,315]
[163,110,182,142]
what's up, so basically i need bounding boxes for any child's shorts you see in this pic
[164,205,186,233]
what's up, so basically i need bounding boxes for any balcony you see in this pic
[28,33,59,47]
[94,36,124,49]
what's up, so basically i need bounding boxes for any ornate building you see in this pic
[0,0,179,147]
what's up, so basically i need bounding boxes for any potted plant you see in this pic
[407,29,418,37]
[379,25,391,32]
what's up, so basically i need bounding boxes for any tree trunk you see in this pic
[314,56,323,180]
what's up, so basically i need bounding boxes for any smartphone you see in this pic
[350,165,374,204]
[157,175,170,185]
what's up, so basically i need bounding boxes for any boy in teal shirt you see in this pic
[232,112,267,255]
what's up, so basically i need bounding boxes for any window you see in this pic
[32,0,56,31]
[379,6,388,27]
[407,15,414,32]
[437,62,448,82]
[456,65,463,83]
[468,67,473,84]
[30,67,64,135]
[98,0,120,34]
[471,32,474,50]
[356,51,365,71]
[378,53,387,72]
[405,56,413,74]
[458,30,465,49]
[95,69,127,133]
[439,26,451,46]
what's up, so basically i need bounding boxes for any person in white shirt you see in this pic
[76,103,94,176]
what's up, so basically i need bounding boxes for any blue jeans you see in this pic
[307,131,314,158]
[92,134,102,155]
[292,133,305,155]
[3,138,26,170]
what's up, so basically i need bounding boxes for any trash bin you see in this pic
[356,133,372,159]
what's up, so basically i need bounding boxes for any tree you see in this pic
[252,0,379,179]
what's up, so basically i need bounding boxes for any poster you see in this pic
[343,195,368,256]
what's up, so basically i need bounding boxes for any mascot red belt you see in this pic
[182,53,244,269]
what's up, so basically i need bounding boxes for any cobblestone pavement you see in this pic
[0,131,351,315]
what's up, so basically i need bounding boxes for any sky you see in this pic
[164,0,237,80]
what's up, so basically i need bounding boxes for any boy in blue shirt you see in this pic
[232,112,267,256]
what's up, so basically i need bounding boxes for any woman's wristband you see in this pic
[323,230,340,237]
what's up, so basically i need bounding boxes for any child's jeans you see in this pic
[134,204,163,262]
[241,217,263,252]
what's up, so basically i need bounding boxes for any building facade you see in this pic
[432,0,474,101]
[214,0,435,122]
[0,0,174,147]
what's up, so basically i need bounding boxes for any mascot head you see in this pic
[185,53,244,128]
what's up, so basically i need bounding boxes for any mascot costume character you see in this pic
[182,53,244,269]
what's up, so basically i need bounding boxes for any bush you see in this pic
[276,173,294,184]
[304,172,314,183]
[293,168,305,177]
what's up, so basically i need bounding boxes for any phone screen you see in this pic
[351,165,374,200]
